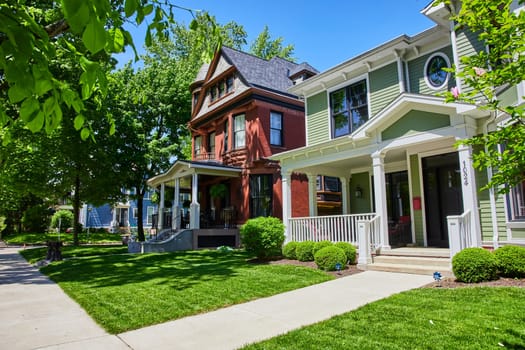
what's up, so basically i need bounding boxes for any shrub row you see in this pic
[452,245,525,283]
[282,240,357,271]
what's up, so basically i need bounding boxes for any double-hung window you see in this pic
[194,136,202,158]
[330,80,368,138]
[250,175,273,218]
[234,114,245,149]
[270,111,283,146]
[510,181,525,220]
[224,119,229,152]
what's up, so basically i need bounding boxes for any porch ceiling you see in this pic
[148,160,241,188]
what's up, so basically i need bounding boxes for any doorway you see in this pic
[386,171,412,247]
[422,152,463,247]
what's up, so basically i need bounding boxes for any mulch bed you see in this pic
[265,258,525,288]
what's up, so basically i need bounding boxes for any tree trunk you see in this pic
[137,186,145,242]
[73,173,81,246]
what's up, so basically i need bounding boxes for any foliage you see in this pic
[240,217,285,259]
[0,0,213,141]
[494,245,525,278]
[295,240,315,262]
[38,250,332,333]
[282,241,298,260]
[334,241,357,264]
[438,0,525,192]
[21,204,50,233]
[50,210,74,232]
[241,287,525,350]
[314,246,347,271]
[452,248,498,283]
[210,183,228,199]
[249,25,295,61]
[312,240,333,255]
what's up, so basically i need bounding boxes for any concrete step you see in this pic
[372,255,451,268]
[380,247,450,258]
[366,262,454,277]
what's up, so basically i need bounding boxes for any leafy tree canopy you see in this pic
[249,25,295,61]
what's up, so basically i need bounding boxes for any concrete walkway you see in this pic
[0,246,433,350]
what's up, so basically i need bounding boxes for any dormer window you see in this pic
[208,74,235,104]
[330,79,368,138]
[226,76,234,93]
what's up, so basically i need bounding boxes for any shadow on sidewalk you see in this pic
[0,249,54,285]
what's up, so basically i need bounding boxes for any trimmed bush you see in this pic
[50,210,74,232]
[494,245,525,278]
[334,242,357,264]
[452,247,498,283]
[282,241,298,260]
[240,217,285,259]
[296,241,315,262]
[312,240,333,255]
[314,246,347,271]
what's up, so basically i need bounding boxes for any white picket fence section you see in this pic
[287,213,376,244]
[447,210,472,258]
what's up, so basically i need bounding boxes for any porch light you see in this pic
[355,186,363,198]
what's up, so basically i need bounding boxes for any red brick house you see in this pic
[147,47,318,246]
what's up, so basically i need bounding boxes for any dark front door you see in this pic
[422,152,463,247]
[386,171,412,247]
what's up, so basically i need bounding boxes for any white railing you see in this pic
[288,213,376,244]
[447,210,472,258]
[369,215,381,253]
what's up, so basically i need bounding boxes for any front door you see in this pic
[386,171,412,247]
[422,152,463,247]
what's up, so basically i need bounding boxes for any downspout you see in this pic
[483,114,500,249]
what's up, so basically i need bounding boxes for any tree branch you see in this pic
[44,19,70,39]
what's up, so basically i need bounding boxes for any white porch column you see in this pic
[190,173,200,229]
[306,173,318,217]
[173,178,180,230]
[281,169,292,241]
[340,176,349,214]
[457,144,482,247]
[159,183,165,229]
[372,151,390,251]
[110,206,118,232]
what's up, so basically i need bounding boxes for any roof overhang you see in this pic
[147,160,241,188]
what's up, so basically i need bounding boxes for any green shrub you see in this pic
[314,246,347,271]
[296,241,315,261]
[282,241,298,259]
[494,245,525,278]
[50,210,74,232]
[312,240,333,255]
[240,217,285,259]
[334,242,357,264]
[452,247,498,283]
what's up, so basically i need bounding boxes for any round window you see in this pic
[424,53,450,89]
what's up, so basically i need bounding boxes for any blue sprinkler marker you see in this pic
[335,262,342,274]
[433,271,442,287]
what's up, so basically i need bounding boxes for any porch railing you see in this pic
[288,213,376,244]
[447,210,472,258]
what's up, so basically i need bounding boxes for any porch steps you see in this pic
[366,248,454,277]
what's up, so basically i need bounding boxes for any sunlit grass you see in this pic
[242,287,525,349]
[19,245,128,264]
[4,231,122,245]
[39,249,333,334]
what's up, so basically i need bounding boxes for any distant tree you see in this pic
[439,0,525,192]
[249,25,295,61]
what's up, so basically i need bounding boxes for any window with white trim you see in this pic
[424,52,450,90]
[330,80,368,138]
[194,136,202,158]
[234,114,245,149]
[509,181,525,220]
[146,206,154,225]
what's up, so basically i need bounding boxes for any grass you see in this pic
[38,249,333,334]
[19,245,129,264]
[241,287,525,349]
[3,231,122,245]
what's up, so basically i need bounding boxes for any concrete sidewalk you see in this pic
[0,246,433,350]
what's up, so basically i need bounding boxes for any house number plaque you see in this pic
[462,160,469,186]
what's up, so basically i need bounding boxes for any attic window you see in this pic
[208,74,235,104]
[424,53,450,90]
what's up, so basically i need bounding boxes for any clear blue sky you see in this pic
[114,0,436,72]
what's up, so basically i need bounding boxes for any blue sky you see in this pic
[114,0,436,72]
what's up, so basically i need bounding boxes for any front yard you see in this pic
[33,249,332,334]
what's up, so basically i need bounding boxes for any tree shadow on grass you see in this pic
[40,250,256,290]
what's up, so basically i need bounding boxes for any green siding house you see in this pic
[272,1,525,268]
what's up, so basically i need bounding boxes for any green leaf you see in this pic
[82,18,107,53]
[74,114,85,130]
[124,0,138,17]
[106,28,125,53]
[62,0,91,34]
[145,27,152,47]
[190,19,199,31]
[8,84,30,103]
[26,111,45,133]
[81,127,91,141]
[109,120,116,135]
[20,97,40,123]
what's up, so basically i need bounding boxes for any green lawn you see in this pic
[3,231,122,245]
[241,287,525,349]
[19,245,129,264]
[39,249,333,334]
